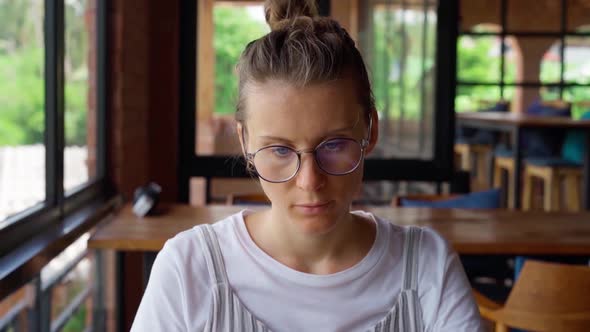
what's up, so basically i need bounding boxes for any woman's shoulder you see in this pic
[361,212,454,276]
[162,210,244,259]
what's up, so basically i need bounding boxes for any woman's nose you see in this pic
[295,153,325,191]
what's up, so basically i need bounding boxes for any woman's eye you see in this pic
[323,140,345,151]
[271,146,291,157]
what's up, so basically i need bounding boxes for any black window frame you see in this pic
[457,0,590,103]
[178,0,458,203]
[0,0,112,295]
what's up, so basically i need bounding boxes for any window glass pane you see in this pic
[503,85,516,104]
[196,2,269,157]
[541,41,562,84]
[41,234,95,331]
[457,36,501,83]
[455,85,501,112]
[507,1,561,32]
[64,0,95,193]
[0,1,45,221]
[564,36,590,84]
[368,1,437,159]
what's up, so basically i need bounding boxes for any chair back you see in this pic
[561,111,590,164]
[496,260,590,331]
[524,99,572,157]
[457,100,510,142]
[477,99,510,113]
[526,99,571,116]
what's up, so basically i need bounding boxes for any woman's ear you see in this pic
[236,122,247,155]
[365,108,379,155]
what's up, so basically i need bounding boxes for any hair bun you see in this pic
[264,0,318,30]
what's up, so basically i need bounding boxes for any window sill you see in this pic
[0,193,122,299]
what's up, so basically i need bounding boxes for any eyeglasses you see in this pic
[243,116,372,183]
[245,137,369,183]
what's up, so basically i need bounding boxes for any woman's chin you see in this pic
[288,204,347,236]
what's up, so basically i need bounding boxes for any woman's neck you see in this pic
[245,209,376,274]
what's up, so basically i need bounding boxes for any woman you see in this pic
[131,0,483,331]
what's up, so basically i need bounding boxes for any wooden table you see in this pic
[89,203,590,330]
[456,111,590,209]
[89,203,590,255]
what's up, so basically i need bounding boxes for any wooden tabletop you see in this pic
[457,111,590,129]
[88,203,590,255]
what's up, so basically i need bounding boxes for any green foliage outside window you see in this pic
[371,9,436,120]
[3,3,590,146]
[0,0,88,147]
[213,5,269,115]
[0,46,44,145]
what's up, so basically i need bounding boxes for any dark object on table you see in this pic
[132,182,162,217]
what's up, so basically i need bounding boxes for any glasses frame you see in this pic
[243,114,373,183]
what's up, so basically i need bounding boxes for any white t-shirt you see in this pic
[131,210,484,331]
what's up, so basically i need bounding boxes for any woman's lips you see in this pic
[293,201,333,214]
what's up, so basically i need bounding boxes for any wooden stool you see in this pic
[522,164,582,212]
[493,156,516,209]
[454,143,492,189]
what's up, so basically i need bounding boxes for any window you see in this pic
[0,2,107,325]
[64,0,97,193]
[0,0,106,238]
[196,1,268,158]
[193,1,269,204]
[182,0,456,204]
[0,1,46,221]
[368,2,438,160]
[457,0,590,114]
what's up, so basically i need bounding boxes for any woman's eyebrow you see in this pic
[257,135,294,145]
[258,125,357,144]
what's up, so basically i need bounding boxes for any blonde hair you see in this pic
[235,0,375,126]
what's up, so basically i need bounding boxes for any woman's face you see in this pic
[238,78,378,236]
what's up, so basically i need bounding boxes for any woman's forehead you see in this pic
[244,79,363,131]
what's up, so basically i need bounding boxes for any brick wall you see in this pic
[107,0,179,330]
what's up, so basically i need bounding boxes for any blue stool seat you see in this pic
[400,188,501,209]
[524,156,582,168]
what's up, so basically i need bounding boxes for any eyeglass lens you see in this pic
[252,138,363,182]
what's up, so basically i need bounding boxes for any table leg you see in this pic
[512,127,523,209]
[583,132,590,210]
